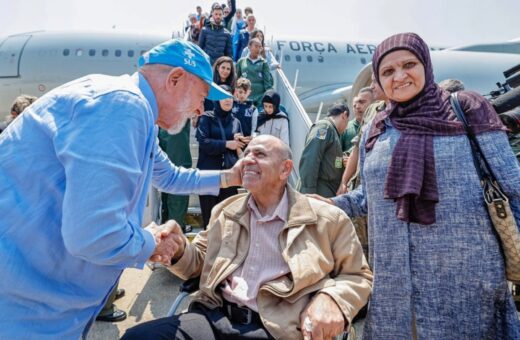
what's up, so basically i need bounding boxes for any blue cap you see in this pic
[138,39,232,100]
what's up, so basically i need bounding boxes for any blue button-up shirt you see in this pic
[0,73,220,339]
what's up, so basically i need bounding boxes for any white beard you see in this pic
[166,117,188,135]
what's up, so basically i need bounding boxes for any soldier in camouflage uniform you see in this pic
[297,104,349,197]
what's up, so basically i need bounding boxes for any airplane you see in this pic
[1,30,519,118]
[270,37,520,112]
[1,29,519,225]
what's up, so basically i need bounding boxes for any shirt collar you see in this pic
[326,117,341,137]
[247,189,288,224]
[247,55,264,63]
[133,72,158,122]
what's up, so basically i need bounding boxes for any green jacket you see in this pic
[236,57,273,106]
[298,118,344,197]
[340,119,361,153]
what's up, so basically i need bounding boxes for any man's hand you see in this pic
[300,293,346,340]
[306,194,335,206]
[222,159,244,187]
[145,220,185,265]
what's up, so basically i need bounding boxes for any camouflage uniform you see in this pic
[298,118,344,198]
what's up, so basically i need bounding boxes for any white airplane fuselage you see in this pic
[0,30,519,117]
[0,31,169,116]
[0,31,381,116]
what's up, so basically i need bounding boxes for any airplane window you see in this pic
[307,55,313,62]
[115,50,122,57]
[76,49,83,57]
[102,49,109,57]
[128,50,135,58]
[360,57,367,64]
[89,49,96,57]
[284,55,290,62]
[318,56,324,63]
[295,55,302,62]
[63,49,70,56]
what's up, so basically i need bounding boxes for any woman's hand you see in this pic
[336,183,348,195]
[226,140,245,150]
[306,194,335,206]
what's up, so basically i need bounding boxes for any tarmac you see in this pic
[88,266,190,339]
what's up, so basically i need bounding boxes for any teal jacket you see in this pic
[341,119,361,152]
[236,56,273,106]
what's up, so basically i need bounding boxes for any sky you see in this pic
[1,0,520,47]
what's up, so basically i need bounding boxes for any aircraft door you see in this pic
[0,35,31,77]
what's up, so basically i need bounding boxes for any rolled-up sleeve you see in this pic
[319,208,373,328]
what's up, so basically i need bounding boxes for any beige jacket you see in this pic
[169,187,373,339]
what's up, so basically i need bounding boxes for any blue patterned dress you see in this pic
[333,119,520,339]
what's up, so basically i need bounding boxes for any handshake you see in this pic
[145,220,186,265]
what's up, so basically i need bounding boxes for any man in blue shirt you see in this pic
[0,39,240,339]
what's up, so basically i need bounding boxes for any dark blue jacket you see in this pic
[232,100,257,136]
[234,29,250,61]
[198,23,233,65]
[196,108,242,170]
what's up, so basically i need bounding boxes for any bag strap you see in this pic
[450,93,507,203]
[450,93,493,182]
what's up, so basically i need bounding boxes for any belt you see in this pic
[222,300,262,325]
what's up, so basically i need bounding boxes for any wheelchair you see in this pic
[166,276,357,340]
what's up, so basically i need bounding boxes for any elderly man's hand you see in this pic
[300,293,346,340]
[146,220,185,265]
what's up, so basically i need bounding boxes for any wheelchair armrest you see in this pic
[180,277,200,294]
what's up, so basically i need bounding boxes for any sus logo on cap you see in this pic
[139,39,232,100]
[183,49,196,67]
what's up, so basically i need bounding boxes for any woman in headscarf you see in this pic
[196,85,243,228]
[255,90,290,146]
[319,33,520,338]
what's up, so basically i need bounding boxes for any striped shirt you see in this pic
[221,190,290,311]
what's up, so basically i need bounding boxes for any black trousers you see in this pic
[199,187,238,229]
[121,302,274,340]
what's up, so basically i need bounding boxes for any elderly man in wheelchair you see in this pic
[122,135,372,340]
